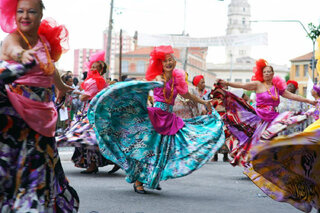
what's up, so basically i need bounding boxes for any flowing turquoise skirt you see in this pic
[88,81,225,189]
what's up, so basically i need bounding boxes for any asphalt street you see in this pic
[59,150,317,213]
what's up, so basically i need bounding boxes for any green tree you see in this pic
[307,23,320,42]
[307,23,320,81]
[285,73,290,82]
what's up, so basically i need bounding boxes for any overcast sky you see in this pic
[1,0,319,70]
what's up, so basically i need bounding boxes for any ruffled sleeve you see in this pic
[173,69,188,95]
[272,76,286,95]
[38,18,69,62]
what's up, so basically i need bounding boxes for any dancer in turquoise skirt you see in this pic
[88,45,225,193]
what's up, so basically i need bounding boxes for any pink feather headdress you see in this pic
[0,0,18,33]
[87,50,106,71]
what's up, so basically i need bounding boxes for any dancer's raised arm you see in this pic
[218,79,259,91]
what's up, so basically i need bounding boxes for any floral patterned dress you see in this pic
[0,42,79,212]
[88,80,225,189]
[56,71,117,170]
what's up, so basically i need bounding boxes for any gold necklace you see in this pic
[162,74,174,104]
[17,29,55,75]
[264,82,278,101]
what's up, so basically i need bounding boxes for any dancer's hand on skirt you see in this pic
[204,100,212,114]
[19,47,40,64]
[80,94,90,102]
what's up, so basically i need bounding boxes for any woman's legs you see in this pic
[72,147,100,174]
[81,157,98,174]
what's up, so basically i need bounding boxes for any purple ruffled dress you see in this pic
[148,78,184,135]
[255,86,284,122]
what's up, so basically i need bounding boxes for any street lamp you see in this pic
[250,19,317,82]
[106,0,114,78]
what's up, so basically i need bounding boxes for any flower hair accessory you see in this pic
[145,45,174,81]
[86,50,106,71]
[251,59,268,82]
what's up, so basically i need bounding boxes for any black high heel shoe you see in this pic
[108,165,120,174]
[133,183,146,194]
[80,168,98,174]
[223,153,229,162]
[212,154,218,162]
[156,185,162,190]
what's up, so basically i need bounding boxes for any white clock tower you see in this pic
[225,0,252,63]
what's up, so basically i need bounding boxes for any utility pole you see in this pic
[119,29,123,81]
[182,0,189,72]
[312,40,316,82]
[183,47,189,71]
[106,0,114,77]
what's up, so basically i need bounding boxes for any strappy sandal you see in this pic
[133,183,146,194]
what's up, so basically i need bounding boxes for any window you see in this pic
[239,50,246,55]
[235,79,242,82]
[295,65,300,77]
[246,79,250,82]
[129,63,136,72]
[303,64,308,77]
[137,61,146,73]
[243,8,245,12]
[303,87,307,97]
[122,61,129,73]
[242,18,246,25]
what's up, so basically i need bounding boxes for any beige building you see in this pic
[290,52,318,96]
